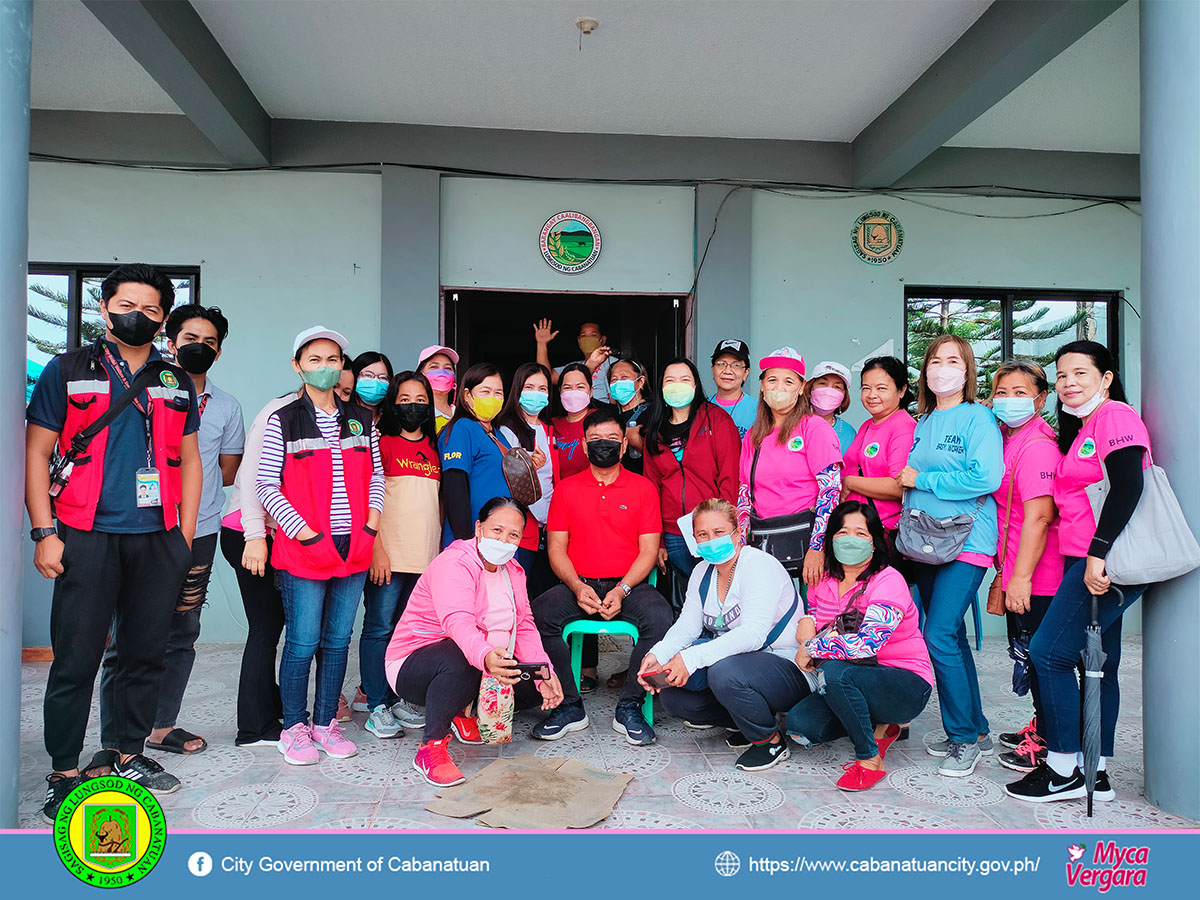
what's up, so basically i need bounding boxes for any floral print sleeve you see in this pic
[806,603,901,660]
[809,463,842,551]
[737,482,752,538]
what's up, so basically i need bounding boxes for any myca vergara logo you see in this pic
[864,442,881,458]
[1065,841,1149,892]
[54,776,166,888]
[852,210,904,265]
[541,211,601,274]
[1078,437,1098,458]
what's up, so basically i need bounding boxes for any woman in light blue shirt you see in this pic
[807,360,857,456]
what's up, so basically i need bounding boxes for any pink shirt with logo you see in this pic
[738,415,843,517]
[1053,401,1151,558]
[844,410,916,529]
[994,417,1064,594]
[806,567,933,686]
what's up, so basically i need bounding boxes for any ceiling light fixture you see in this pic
[575,16,599,51]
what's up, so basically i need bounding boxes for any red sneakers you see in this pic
[837,761,888,792]
[876,723,902,759]
[450,715,484,745]
[413,736,466,787]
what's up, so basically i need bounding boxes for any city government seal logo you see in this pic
[54,776,166,888]
[852,210,904,265]
[159,370,179,389]
[348,419,363,436]
[541,211,602,274]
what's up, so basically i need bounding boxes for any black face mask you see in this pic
[175,342,217,374]
[395,402,430,432]
[586,438,623,469]
[107,310,162,347]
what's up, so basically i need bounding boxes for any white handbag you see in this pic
[1086,452,1200,585]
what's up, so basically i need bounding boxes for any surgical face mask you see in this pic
[609,379,637,406]
[519,390,550,414]
[561,388,591,413]
[926,365,966,397]
[585,438,622,469]
[175,342,217,375]
[1060,384,1107,418]
[478,537,518,566]
[424,368,455,393]
[810,386,845,414]
[107,309,162,347]
[992,397,1037,428]
[395,402,429,432]
[578,336,602,357]
[763,388,798,412]
[471,393,503,422]
[662,383,696,409]
[696,534,737,564]
[831,535,874,566]
[355,377,388,405]
[300,366,343,391]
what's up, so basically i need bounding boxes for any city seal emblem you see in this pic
[541,211,602,274]
[852,210,904,265]
[54,776,166,888]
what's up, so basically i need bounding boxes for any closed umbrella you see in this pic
[1081,586,1123,817]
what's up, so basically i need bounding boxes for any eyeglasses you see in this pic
[713,361,748,371]
[357,372,389,381]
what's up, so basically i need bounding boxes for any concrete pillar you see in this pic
[1140,0,1200,820]
[0,0,32,829]
[380,165,441,369]
[694,184,753,396]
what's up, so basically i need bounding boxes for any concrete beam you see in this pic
[82,0,269,166]
[852,0,1125,188]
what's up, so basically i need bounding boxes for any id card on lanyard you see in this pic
[104,345,162,508]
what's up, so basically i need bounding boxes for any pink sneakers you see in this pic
[278,723,319,766]
[413,736,466,787]
[311,718,358,759]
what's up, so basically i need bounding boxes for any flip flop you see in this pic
[82,749,118,779]
[145,728,208,755]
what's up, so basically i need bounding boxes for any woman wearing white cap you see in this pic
[417,344,459,433]
[807,361,857,456]
[737,347,843,587]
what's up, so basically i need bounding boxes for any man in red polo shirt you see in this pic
[530,408,672,746]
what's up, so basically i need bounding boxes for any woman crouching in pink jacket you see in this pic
[385,496,566,787]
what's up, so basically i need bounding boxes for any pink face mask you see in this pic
[560,388,591,413]
[425,368,455,392]
[810,386,845,413]
[926,365,966,397]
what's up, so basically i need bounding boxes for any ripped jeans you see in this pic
[100,533,219,746]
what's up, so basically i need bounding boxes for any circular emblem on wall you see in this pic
[54,776,166,887]
[852,210,904,265]
[541,211,602,274]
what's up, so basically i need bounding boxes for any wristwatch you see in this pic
[618,581,632,597]
[30,527,57,543]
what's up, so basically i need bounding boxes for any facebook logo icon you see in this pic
[188,852,213,877]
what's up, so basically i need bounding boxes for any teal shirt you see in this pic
[831,416,856,457]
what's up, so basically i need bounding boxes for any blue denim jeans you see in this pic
[912,560,989,743]
[360,572,420,710]
[663,532,700,577]
[1029,557,1145,756]
[278,536,368,728]
[786,661,932,759]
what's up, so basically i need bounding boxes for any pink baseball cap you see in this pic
[417,344,459,367]
[759,346,806,376]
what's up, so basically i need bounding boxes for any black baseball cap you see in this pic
[711,339,750,365]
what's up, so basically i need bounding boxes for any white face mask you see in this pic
[1060,384,1107,418]
[478,537,518,566]
[926,365,966,397]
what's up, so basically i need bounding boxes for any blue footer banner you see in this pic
[3,828,1195,898]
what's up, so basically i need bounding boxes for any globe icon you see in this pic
[714,850,741,877]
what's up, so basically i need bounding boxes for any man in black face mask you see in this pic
[97,304,244,759]
[26,264,202,819]
[529,408,672,746]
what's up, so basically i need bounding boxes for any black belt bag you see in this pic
[747,444,814,572]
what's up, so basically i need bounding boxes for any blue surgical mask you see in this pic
[519,390,549,414]
[355,377,388,405]
[992,397,1037,428]
[696,534,737,564]
[609,379,637,405]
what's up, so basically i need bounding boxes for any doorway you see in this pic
[442,289,689,385]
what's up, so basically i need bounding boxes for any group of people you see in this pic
[27,263,1152,822]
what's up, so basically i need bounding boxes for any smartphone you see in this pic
[512,662,549,681]
[643,670,672,690]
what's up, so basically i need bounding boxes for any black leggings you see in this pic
[394,639,546,742]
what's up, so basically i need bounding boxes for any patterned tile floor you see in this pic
[17,635,1199,831]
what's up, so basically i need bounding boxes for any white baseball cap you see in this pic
[809,360,851,387]
[293,326,348,357]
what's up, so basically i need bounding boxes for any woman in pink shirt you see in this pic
[987,360,1064,775]
[386,498,566,787]
[785,501,933,792]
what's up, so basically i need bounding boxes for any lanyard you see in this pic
[198,394,210,418]
[103,345,154,465]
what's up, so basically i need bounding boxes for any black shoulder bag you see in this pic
[746,444,815,573]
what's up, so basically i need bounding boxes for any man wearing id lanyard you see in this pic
[98,304,244,759]
[26,264,202,823]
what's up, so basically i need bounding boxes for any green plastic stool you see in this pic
[562,619,654,725]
